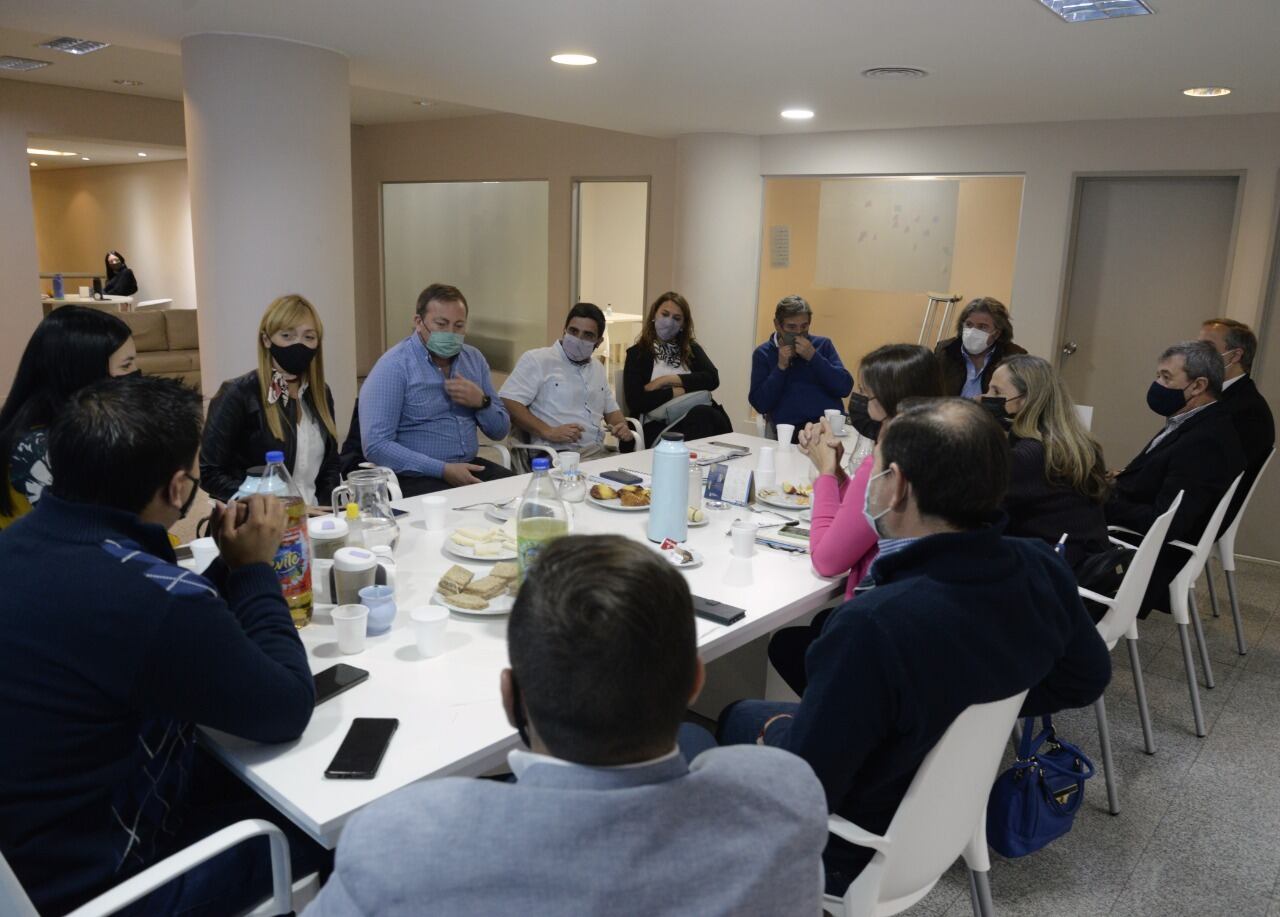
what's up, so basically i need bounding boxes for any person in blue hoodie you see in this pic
[749,295,853,440]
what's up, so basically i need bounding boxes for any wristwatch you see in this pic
[480,395,492,410]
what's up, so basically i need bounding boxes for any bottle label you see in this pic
[274,522,312,604]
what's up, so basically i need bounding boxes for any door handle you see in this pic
[1062,341,1079,356]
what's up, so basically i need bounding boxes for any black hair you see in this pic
[509,534,697,765]
[564,302,606,339]
[860,344,945,417]
[48,375,203,514]
[415,283,468,318]
[0,306,133,515]
[880,397,1009,529]
[104,250,128,279]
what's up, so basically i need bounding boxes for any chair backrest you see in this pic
[1074,404,1094,431]
[1181,474,1243,577]
[0,848,40,917]
[1095,491,1183,647]
[871,691,1028,904]
[1219,448,1275,546]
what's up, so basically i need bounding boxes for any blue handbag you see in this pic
[986,715,1094,857]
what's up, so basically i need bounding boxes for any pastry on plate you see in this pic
[619,489,651,507]
[590,483,617,500]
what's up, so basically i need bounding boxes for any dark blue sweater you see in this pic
[0,495,314,915]
[749,334,854,428]
[767,522,1111,880]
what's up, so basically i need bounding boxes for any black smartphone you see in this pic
[600,469,644,486]
[324,718,398,779]
[707,441,750,454]
[313,663,369,706]
[692,595,746,627]
[391,507,408,518]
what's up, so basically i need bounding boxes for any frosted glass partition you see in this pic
[382,181,549,373]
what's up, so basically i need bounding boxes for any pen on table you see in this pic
[1054,533,1068,557]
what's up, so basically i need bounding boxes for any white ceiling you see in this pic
[25,136,185,170]
[3,0,1280,137]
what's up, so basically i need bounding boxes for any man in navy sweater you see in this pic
[720,398,1111,896]
[0,376,316,915]
[749,295,853,437]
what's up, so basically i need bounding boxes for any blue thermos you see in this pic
[52,273,64,299]
[647,432,689,544]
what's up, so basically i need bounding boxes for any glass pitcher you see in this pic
[333,468,400,551]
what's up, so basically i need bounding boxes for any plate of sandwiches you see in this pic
[434,562,520,615]
[445,522,518,561]
[587,482,651,511]
[756,481,813,510]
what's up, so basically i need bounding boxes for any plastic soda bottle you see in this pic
[516,457,569,582]
[261,450,314,627]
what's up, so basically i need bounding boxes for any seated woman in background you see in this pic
[0,306,135,529]
[767,343,943,695]
[934,296,1026,398]
[984,354,1109,569]
[102,250,138,296]
[201,294,340,505]
[623,292,732,445]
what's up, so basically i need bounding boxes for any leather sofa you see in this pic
[119,309,201,389]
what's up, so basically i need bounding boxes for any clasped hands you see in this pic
[797,418,844,478]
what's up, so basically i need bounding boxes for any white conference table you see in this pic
[42,294,135,310]
[201,432,845,848]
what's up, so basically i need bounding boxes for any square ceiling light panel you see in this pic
[37,37,111,55]
[1037,0,1154,22]
[0,56,51,71]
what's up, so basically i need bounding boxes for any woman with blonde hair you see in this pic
[984,353,1109,568]
[201,294,341,504]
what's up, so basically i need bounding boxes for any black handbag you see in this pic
[1074,544,1134,621]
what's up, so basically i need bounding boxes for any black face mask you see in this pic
[269,342,319,376]
[980,396,1012,428]
[117,369,142,379]
[848,393,882,441]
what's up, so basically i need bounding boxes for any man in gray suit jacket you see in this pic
[304,535,828,917]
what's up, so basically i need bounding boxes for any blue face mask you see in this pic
[561,333,597,363]
[862,468,892,538]
[654,315,682,342]
[425,331,464,359]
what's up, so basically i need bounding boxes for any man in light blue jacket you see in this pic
[305,535,827,916]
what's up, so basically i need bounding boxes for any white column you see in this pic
[182,34,357,420]
[672,134,763,431]
[0,118,42,398]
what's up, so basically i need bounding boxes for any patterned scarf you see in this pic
[653,338,683,368]
[266,370,308,408]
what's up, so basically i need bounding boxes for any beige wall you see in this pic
[30,159,196,310]
[578,180,650,317]
[350,114,676,375]
[754,176,1023,377]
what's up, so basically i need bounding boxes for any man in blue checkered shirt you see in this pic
[359,283,513,497]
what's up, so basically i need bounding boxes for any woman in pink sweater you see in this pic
[768,344,944,694]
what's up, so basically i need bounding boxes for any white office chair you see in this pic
[822,691,1029,917]
[1078,492,1183,815]
[1,819,295,917]
[1073,404,1094,431]
[1205,448,1274,655]
[134,298,174,311]
[1111,475,1242,738]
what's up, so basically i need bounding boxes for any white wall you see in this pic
[30,160,196,311]
[578,181,649,316]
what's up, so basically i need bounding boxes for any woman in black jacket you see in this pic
[934,296,1027,397]
[201,294,341,504]
[623,292,732,445]
[103,250,138,296]
[984,354,1109,569]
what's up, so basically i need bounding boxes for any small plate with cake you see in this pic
[433,562,520,616]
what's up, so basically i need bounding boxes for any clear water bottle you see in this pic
[647,433,689,544]
[516,457,569,582]
[688,452,704,512]
[261,451,314,628]
[233,465,266,501]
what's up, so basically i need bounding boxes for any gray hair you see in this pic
[774,295,812,324]
[1160,340,1224,397]
[1203,318,1258,372]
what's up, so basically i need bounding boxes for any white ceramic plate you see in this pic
[687,513,710,528]
[444,528,518,561]
[586,494,650,513]
[756,488,812,510]
[432,590,515,617]
[660,546,703,569]
[484,503,516,523]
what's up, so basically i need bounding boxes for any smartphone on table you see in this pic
[324,717,399,780]
[313,663,369,706]
[600,469,644,486]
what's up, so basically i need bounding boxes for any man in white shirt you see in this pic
[500,303,635,459]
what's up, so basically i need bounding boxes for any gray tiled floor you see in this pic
[909,559,1280,917]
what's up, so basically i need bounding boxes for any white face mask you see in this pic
[561,333,596,363]
[962,326,993,355]
[862,468,892,539]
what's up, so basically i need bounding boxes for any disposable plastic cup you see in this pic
[332,604,369,654]
[731,521,757,558]
[188,537,218,572]
[775,424,795,450]
[410,606,450,658]
[421,495,448,532]
[824,409,846,437]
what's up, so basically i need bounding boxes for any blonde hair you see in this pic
[256,294,338,442]
[1000,354,1108,503]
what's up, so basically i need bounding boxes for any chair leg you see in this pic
[968,868,997,917]
[1094,696,1120,815]
[1188,590,1215,689]
[1127,638,1157,755]
[1225,569,1248,656]
[1205,561,1221,617]
[1177,623,1207,737]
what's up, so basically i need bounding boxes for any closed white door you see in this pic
[1058,177,1239,468]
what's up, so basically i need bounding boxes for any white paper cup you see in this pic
[410,605,450,658]
[557,451,579,473]
[78,286,91,298]
[731,521,757,558]
[757,445,776,473]
[421,495,448,531]
[824,409,846,437]
[775,424,795,450]
[188,536,218,572]
[332,604,369,654]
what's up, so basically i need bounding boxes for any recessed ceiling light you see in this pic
[29,162,38,167]
[1035,0,1153,22]
[27,148,77,156]
[781,109,814,120]
[38,36,110,55]
[137,152,148,158]
[551,53,597,66]
[412,99,434,107]
[81,157,91,161]
[1183,86,1231,97]
[862,67,928,80]
[0,55,51,72]
[113,79,143,87]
